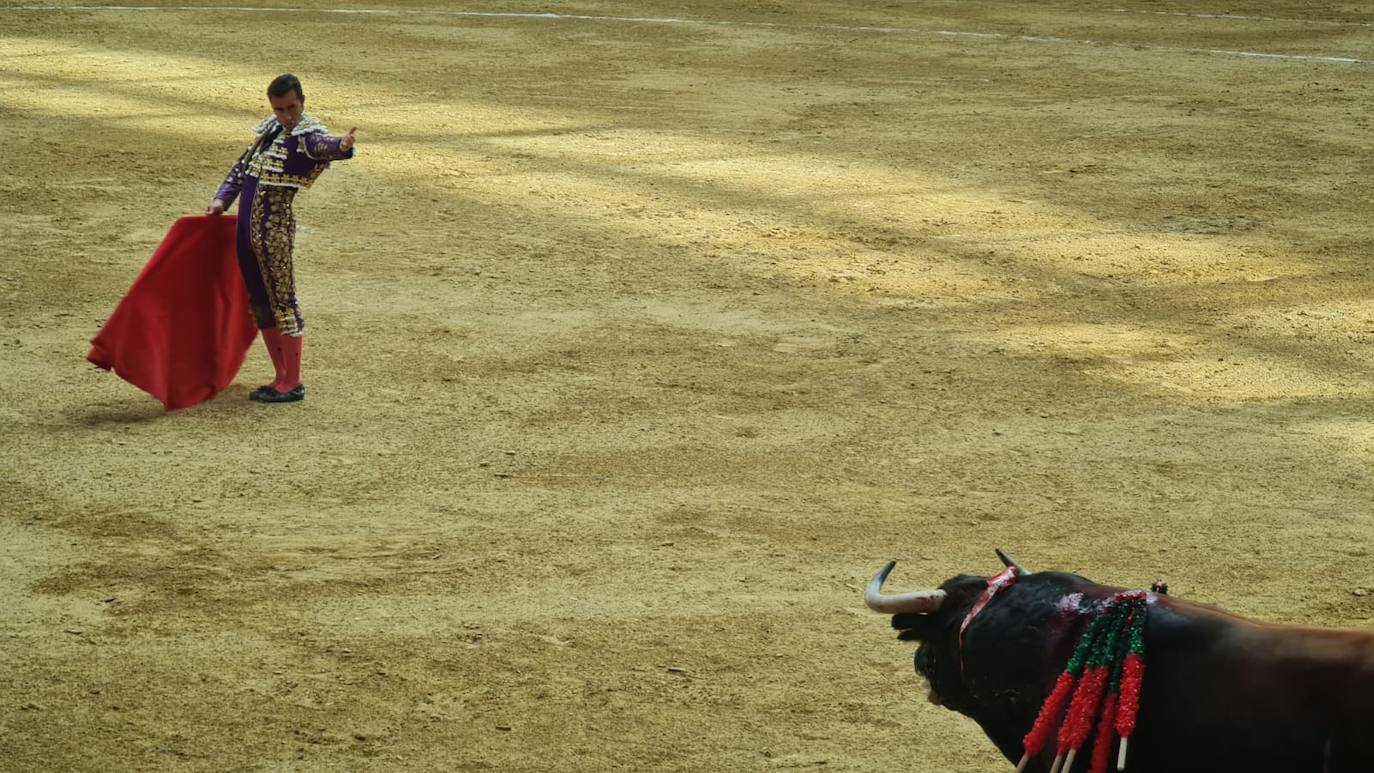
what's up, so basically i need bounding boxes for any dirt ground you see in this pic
[3,1,1374,770]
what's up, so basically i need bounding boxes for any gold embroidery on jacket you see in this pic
[243,114,333,190]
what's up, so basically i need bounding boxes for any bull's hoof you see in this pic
[249,385,305,403]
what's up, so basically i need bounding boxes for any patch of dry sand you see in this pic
[3,1,1373,770]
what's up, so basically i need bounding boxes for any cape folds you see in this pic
[88,215,257,411]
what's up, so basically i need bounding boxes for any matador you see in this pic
[208,73,356,403]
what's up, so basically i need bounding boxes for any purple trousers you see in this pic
[235,176,304,334]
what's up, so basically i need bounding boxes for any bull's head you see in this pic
[866,551,1099,766]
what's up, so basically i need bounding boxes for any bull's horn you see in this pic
[995,548,1031,576]
[864,560,947,614]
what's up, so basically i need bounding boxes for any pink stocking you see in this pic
[277,333,303,391]
[260,327,287,387]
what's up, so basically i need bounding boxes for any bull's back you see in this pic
[1129,602,1374,772]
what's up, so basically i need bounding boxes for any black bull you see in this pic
[866,554,1374,772]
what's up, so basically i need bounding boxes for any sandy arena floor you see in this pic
[3,1,1374,770]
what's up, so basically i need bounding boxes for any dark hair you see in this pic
[267,73,304,102]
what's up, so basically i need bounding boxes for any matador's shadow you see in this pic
[70,384,258,425]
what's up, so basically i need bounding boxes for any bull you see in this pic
[865,551,1374,772]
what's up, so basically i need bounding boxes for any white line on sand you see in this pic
[3,5,1367,65]
[1111,8,1372,29]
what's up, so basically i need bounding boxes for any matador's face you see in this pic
[269,91,304,132]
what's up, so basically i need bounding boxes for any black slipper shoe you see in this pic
[250,385,306,403]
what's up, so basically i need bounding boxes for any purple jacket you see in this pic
[215,114,354,208]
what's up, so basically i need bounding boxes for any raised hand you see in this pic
[339,126,358,152]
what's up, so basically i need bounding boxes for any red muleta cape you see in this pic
[88,215,257,411]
